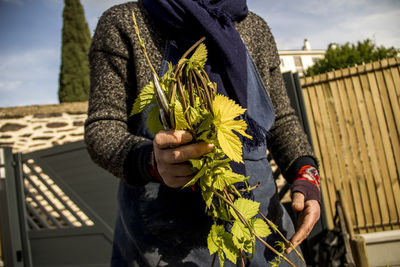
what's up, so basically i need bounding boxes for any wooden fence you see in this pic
[300,57,400,233]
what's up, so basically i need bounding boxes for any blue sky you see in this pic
[0,0,399,108]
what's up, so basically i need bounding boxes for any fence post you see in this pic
[0,148,32,267]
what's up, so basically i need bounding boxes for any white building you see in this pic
[279,39,325,76]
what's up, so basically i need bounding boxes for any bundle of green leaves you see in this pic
[131,11,300,267]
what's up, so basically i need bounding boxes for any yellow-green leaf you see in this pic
[183,162,207,188]
[224,119,252,140]
[218,250,225,267]
[231,221,253,252]
[190,43,208,69]
[174,100,190,130]
[252,218,271,238]
[222,232,237,265]
[213,94,246,123]
[212,94,251,162]
[146,106,164,135]
[217,125,243,163]
[207,225,220,255]
[230,198,260,222]
[188,106,202,126]
[202,190,214,208]
[131,82,155,116]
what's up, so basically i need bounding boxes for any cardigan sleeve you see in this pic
[237,13,318,182]
[84,4,154,186]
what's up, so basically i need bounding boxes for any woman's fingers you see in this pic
[153,130,214,188]
[154,130,193,149]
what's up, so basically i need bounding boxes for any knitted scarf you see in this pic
[143,0,249,108]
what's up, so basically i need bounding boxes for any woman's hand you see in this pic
[286,192,321,254]
[153,130,214,188]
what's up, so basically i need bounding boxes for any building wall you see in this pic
[0,102,87,153]
[279,51,325,75]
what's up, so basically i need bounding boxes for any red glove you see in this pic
[290,165,321,204]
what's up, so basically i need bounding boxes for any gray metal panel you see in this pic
[21,141,119,266]
[0,148,32,267]
[29,227,112,267]
[23,141,119,230]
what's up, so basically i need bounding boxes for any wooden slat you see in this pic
[381,59,400,136]
[358,63,392,230]
[367,62,400,228]
[323,72,357,232]
[340,68,372,233]
[314,74,343,225]
[302,76,335,228]
[330,70,365,232]
[346,67,379,231]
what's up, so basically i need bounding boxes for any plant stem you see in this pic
[131,11,158,78]
[181,36,206,60]
[187,71,195,107]
[252,232,295,267]
[195,69,213,112]
[213,189,296,267]
[257,211,306,263]
[211,254,216,267]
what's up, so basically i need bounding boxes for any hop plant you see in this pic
[130,11,303,267]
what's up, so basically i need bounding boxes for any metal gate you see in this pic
[0,141,119,267]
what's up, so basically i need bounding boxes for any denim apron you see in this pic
[111,41,306,267]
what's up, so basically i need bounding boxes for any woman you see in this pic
[85,0,321,266]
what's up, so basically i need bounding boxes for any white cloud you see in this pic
[249,0,400,50]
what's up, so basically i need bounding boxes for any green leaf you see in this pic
[222,169,248,187]
[174,100,190,130]
[212,94,252,163]
[222,232,237,265]
[230,198,260,222]
[188,106,203,126]
[207,224,220,255]
[197,112,213,134]
[183,162,207,188]
[207,223,238,267]
[218,250,225,267]
[213,94,246,122]
[189,43,208,69]
[231,221,253,252]
[212,170,228,191]
[212,203,231,221]
[217,125,243,163]
[251,218,271,238]
[131,82,155,116]
[189,158,204,170]
[225,119,252,140]
[274,241,286,253]
[202,189,214,208]
[146,106,164,135]
[200,169,213,189]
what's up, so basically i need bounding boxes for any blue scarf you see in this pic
[143,0,249,108]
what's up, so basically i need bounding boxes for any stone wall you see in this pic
[0,102,88,153]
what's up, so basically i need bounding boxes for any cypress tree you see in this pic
[58,0,91,102]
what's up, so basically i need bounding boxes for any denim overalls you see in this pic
[111,41,306,267]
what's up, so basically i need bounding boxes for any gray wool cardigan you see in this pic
[84,1,317,186]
